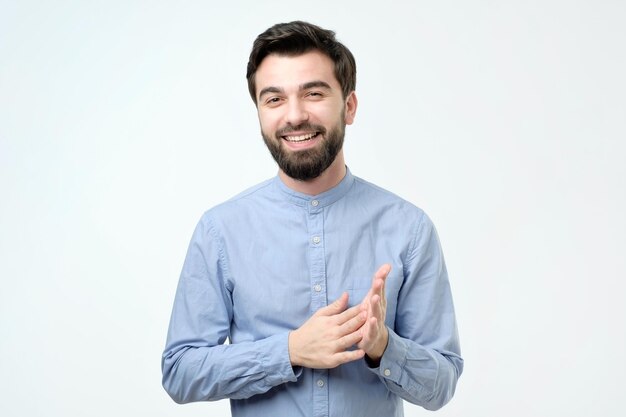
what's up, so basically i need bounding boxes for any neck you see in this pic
[278,151,346,196]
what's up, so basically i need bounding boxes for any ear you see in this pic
[344,91,358,125]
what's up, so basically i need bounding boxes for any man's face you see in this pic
[254,50,357,181]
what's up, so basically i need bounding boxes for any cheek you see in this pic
[258,112,279,132]
[311,107,341,126]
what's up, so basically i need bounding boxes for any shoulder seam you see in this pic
[203,213,234,293]
[226,178,274,204]
[404,210,426,277]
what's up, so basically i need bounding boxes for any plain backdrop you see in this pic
[1,1,625,416]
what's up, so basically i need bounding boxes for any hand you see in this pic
[358,264,391,366]
[288,292,367,369]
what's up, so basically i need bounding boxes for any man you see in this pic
[162,21,463,416]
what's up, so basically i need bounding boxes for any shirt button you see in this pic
[312,236,321,244]
[313,284,322,292]
[317,379,325,387]
[383,369,391,377]
[311,199,319,207]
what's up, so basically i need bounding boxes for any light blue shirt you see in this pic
[162,169,463,416]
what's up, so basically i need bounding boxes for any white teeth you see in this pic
[284,132,317,142]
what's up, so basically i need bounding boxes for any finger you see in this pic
[368,264,390,302]
[366,282,384,321]
[316,292,348,316]
[370,294,383,321]
[360,264,390,307]
[374,264,391,291]
[380,278,386,306]
[338,310,367,335]
[332,348,365,366]
[371,278,384,300]
[337,327,364,350]
[374,263,392,281]
[357,317,376,349]
[335,304,364,324]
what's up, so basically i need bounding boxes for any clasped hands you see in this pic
[288,264,391,369]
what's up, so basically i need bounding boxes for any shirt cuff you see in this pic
[366,327,407,385]
[258,332,301,388]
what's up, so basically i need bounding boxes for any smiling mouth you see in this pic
[282,132,320,143]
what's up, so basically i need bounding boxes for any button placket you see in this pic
[307,202,326,313]
[307,201,328,417]
[313,369,329,417]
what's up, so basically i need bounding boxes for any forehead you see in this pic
[255,50,340,94]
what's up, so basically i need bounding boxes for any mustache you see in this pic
[275,123,327,138]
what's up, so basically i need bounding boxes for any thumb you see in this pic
[316,292,349,316]
[374,264,391,282]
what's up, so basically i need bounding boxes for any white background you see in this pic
[1,1,625,416]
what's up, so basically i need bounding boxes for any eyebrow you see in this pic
[258,86,284,99]
[301,81,332,91]
[258,80,333,100]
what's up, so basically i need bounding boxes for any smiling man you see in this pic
[162,21,463,417]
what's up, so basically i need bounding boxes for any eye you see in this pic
[306,91,324,99]
[264,97,282,106]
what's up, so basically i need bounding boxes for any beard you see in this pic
[262,120,345,181]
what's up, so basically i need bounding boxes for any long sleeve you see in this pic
[367,212,463,410]
[161,215,298,403]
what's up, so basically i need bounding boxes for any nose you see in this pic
[284,99,309,126]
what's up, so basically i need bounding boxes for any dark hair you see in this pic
[246,21,356,104]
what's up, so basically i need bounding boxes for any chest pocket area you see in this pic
[347,269,403,329]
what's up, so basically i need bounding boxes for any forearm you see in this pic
[162,332,298,403]
[367,328,463,411]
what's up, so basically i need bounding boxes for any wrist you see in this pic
[365,327,389,366]
[287,330,301,367]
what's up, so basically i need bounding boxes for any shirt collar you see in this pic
[273,167,355,208]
